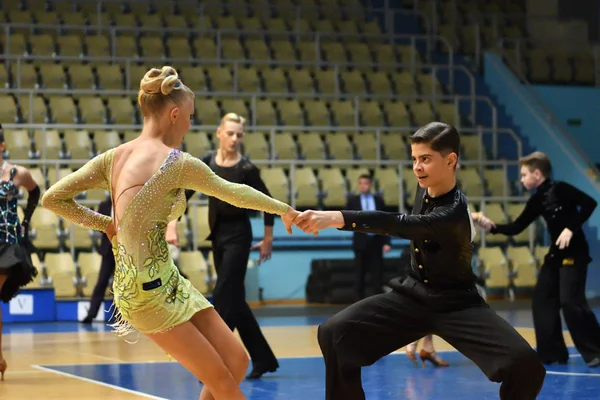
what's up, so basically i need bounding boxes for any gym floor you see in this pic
[1,303,599,399]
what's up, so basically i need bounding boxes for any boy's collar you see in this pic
[424,184,458,204]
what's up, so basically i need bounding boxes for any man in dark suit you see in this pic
[346,174,391,300]
[81,196,115,324]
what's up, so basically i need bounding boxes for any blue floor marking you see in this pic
[9,306,600,398]
[41,349,600,400]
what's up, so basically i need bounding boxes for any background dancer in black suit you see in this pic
[477,151,600,368]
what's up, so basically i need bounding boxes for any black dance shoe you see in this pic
[245,364,279,379]
[588,357,600,368]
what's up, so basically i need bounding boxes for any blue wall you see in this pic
[483,52,600,298]
[533,85,600,164]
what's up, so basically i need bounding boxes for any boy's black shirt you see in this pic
[339,184,478,292]
[491,179,597,263]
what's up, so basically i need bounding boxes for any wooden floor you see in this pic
[1,321,575,399]
[6,324,315,399]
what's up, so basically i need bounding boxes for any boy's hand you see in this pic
[555,228,573,249]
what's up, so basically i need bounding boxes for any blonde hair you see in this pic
[219,112,246,127]
[138,66,194,117]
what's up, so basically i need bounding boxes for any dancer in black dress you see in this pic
[168,113,280,379]
[0,124,41,380]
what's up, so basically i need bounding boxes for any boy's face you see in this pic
[357,177,372,194]
[411,142,456,188]
[520,165,543,190]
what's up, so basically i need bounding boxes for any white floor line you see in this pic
[546,371,600,377]
[31,365,168,399]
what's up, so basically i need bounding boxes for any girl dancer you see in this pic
[42,66,298,400]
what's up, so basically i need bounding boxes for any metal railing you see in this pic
[16,157,522,206]
[7,123,524,260]
[2,0,431,37]
[436,25,600,84]
[2,122,520,172]
[1,23,449,66]
[1,22,455,87]
[1,88,491,134]
[11,156,533,260]
[490,46,600,180]
[2,53,463,96]
[412,0,527,38]
[492,37,600,86]
[415,0,593,42]
[411,0,600,78]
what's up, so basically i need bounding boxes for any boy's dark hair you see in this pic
[520,151,552,177]
[409,122,460,159]
[358,174,372,182]
[0,123,3,143]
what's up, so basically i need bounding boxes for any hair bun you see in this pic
[140,66,182,96]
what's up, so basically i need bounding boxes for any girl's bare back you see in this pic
[111,140,172,224]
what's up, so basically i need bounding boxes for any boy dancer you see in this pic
[476,151,600,367]
[293,122,546,400]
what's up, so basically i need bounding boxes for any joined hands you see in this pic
[282,208,345,236]
[471,211,495,233]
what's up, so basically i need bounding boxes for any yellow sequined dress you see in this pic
[41,148,289,335]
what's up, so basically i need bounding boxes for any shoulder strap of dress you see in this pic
[9,167,17,181]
